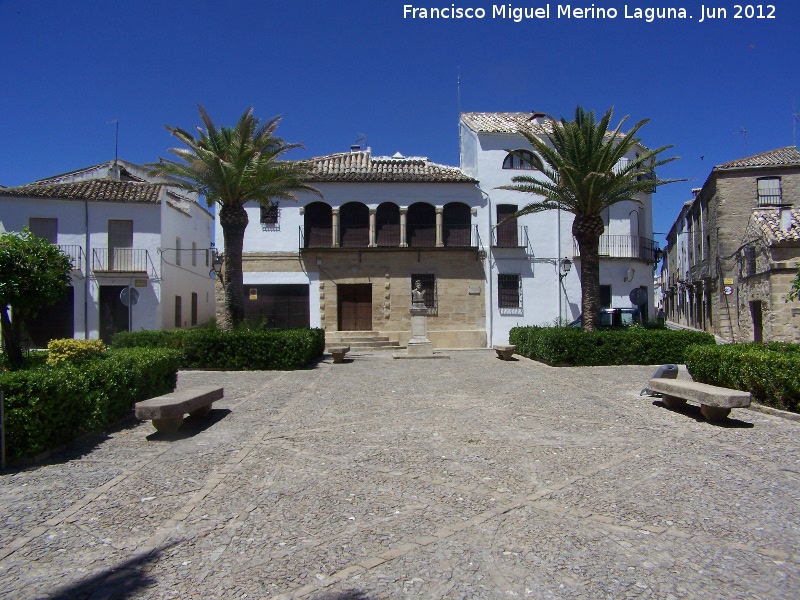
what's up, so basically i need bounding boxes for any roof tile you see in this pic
[461,112,552,134]
[304,150,474,183]
[752,207,800,244]
[716,147,800,170]
[0,179,164,203]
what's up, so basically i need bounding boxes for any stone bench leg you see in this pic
[701,405,731,422]
[190,405,212,418]
[496,349,514,360]
[152,416,183,433]
[661,394,687,410]
[332,351,347,364]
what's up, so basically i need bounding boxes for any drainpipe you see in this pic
[84,197,89,339]
[557,206,562,324]
[483,185,493,348]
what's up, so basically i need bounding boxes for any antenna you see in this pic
[355,133,367,149]
[793,98,800,148]
[105,119,119,165]
[733,126,748,156]
[457,66,461,119]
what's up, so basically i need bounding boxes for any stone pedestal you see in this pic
[407,305,433,356]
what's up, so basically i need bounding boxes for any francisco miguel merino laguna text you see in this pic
[402,4,775,23]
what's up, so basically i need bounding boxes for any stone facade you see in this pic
[662,148,800,342]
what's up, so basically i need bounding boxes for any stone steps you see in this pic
[325,330,403,350]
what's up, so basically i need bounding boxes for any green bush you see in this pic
[0,348,181,459]
[685,343,800,413]
[509,326,716,366]
[46,338,106,365]
[112,327,325,370]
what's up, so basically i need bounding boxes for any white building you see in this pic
[0,160,215,345]
[460,112,658,345]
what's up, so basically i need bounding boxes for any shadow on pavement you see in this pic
[652,400,755,428]
[145,408,232,441]
[45,541,178,600]
[311,590,374,600]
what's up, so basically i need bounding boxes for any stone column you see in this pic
[331,208,340,248]
[435,207,444,247]
[407,290,433,356]
[369,208,377,247]
[399,207,408,248]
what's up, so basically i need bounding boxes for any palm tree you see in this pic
[498,106,682,331]
[149,106,321,329]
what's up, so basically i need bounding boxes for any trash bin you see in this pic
[640,363,678,396]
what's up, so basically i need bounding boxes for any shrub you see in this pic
[112,327,325,370]
[46,338,106,365]
[509,326,716,366]
[0,347,181,459]
[685,343,800,413]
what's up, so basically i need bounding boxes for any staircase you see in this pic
[325,330,403,350]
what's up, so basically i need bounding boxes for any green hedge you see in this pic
[0,348,181,460]
[509,326,716,366]
[685,343,800,413]
[112,327,326,370]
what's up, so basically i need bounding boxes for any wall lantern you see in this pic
[211,250,224,283]
[559,257,572,280]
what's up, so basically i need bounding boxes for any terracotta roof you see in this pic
[752,207,800,244]
[304,149,475,183]
[0,179,164,203]
[716,147,800,171]
[461,112,552,134]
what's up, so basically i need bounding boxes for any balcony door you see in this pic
[108,219,133,270]
[99,285,129,344]
[338,284,372,331]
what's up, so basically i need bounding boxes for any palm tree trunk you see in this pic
[573,215,605,332]
[218,204,249,330]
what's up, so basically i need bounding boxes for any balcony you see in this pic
[58,244,86,274]
[92,248,157,278]
[492,225,529,249]
[573,235,659,264]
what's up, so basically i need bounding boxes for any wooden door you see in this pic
[338,284,372,331]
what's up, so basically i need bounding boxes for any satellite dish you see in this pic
[120,286,140,307]
[629,287,647,307]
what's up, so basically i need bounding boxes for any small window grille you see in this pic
[498,274,521,309]
[411,274,437,313]
[757,178,782,206]
[260,203,280,228]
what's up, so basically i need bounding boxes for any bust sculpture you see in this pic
[411,280,426,306]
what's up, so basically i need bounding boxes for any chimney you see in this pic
[350,145,360,152]
[780,208,793,232]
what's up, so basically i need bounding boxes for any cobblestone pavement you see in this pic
[1,350,798,599]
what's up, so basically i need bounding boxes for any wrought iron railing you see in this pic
[58,244,86,273]
[299,224,480,248]
[573,235,659,264]
[492,225,529,248]
[92,247,156,276]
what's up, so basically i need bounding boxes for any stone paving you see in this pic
[1,350,798,599]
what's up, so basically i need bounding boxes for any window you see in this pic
[29,218,57,243]
[192,241,197,267]
[260,203,279,229]
[176,237,182,266]
[502,150,536,170]
[175,296,182,328]
[498,274,521,309]
[757,177,782,206]
[191,292,198,326]
[411,274,437,311]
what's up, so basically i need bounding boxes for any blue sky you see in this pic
[1,0,798,242]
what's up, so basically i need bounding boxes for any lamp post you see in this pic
[211,250,224,285]
[558,257,572,324]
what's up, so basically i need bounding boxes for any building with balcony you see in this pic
[221,111,659,348]
[225,148,487,348]
[459,112,658,345]
[661,147,800,342]
[0,160,215,345]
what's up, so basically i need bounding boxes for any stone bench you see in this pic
[328,346,350,363]
[493,344,516,360]
[135,386,224,433]
[647,378,751,422]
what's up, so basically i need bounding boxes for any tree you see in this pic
[787,266,800,302]
[148,106,321,329]
[0,229,72,368]
[498,106,682,331]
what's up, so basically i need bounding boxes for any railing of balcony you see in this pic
[492,225,529,248]
[442,223,476,247]
[299,226,333,249]
[572,235,659,263]
[92,248,152,273]
[757,193,784,206]
[298,224,480,249]
[58,244,86,273]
